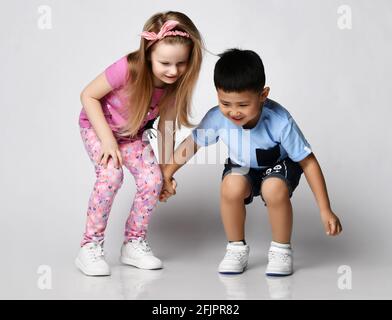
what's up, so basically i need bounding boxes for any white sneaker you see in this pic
[75,242,111,276]
[218,242,250,274]
[265,242,293,276]
[120,237,163,270]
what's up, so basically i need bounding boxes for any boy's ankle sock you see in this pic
[271,241,291,249]
[229,239,246,245]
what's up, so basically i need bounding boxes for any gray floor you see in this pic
[2,186,391,300]
[2,241,391,300]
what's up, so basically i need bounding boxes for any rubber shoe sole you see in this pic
[120,256,163,270]
[75,258,111,276]
[218,263,248,275]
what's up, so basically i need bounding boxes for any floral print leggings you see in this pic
[79,127,163,246]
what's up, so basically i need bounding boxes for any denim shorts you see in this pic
[222,157,303,205]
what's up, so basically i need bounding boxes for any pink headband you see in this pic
[141,20,190,46]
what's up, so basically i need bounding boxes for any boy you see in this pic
[160,49,342,276]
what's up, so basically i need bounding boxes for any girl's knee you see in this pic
[136,165,163,195]
[261,178,289,205]
[151,168,163,192]
[96,165,124,190]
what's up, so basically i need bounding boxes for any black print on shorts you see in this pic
[256,144,281,167]
[263,163,285,178]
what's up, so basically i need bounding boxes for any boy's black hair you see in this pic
[214,48,265,92]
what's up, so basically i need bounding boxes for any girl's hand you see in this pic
[321,210,342,236]
[159,177,177,202]
[99,138,123,169]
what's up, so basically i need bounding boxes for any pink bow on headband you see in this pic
[141,20,190,44]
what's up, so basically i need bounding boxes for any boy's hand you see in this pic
[159,176,177,202]
[321,209,342,236]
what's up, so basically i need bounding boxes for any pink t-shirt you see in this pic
[79,56,166,142]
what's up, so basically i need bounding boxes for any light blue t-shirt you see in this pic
[191,99,312,168]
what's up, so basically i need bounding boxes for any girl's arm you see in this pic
[159,134,201,202]
[167,134,200,175]
[299,153,342,236]
[80,73,123,168]
[157,105,178,202]
[158,105,176,168]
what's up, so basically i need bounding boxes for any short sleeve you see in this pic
[280,117,312,162]
[191,108,220,147]
[104,56,129,90]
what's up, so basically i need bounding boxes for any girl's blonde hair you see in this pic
[118,11,203,138]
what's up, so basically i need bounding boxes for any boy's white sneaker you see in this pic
[265,242,293,276]
[120,237,163,270]
[75,242,111,276]
[218,242,250,274]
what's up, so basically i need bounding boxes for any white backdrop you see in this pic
[1,0,391,298]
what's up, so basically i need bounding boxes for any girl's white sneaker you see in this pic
[75,242,111,276]
[120,238,163,270]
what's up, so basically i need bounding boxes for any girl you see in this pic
[75,11,203,276]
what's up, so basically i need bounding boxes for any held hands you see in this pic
[159,175,177,202]
[99,138,123,169]
[321,209,343,236]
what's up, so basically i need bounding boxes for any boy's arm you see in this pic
[299,153,342,236]
[159,135,201,202]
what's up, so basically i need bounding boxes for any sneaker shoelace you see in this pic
[88,243,105,262]
[132,237,152,254]
[268,250,291,264]
[225,248,247,261]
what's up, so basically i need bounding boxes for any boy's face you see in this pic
[217,88,270,128]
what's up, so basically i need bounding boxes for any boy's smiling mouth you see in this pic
[230,116,244,122]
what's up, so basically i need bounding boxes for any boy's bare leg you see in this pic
[220,175,251,241]
[261,177,293,244]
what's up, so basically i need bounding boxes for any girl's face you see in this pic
[150,41,191,87]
